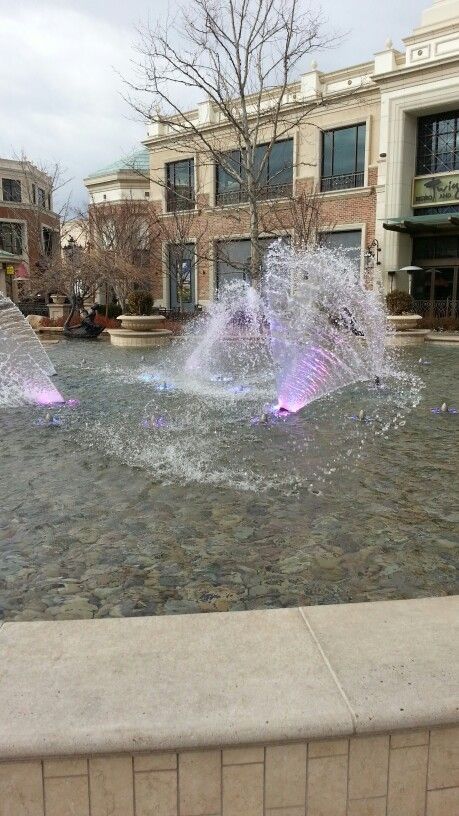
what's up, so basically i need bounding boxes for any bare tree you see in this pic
[260,184,334,248]
[29,242,104,307]
[84,197,154,311]
[127,0,339,284]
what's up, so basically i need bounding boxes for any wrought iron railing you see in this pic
[215,182,293,207]
[412,298,459,318]
[320,172,364,192]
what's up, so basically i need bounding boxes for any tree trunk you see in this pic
[248,194,261,287]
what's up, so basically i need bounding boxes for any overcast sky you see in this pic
[0,0,429,211]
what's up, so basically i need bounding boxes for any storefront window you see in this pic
[417,111,459,174]
[319,230,362,274]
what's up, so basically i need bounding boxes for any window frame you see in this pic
[165,158,195,212]
[2,178,22,203]
[416,110,459,176]
[215,139,294,206]
[0,221,23,255]
[320,123,366,192]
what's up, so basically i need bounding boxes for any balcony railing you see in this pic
[215,181,293,207]
[320,172,364,193]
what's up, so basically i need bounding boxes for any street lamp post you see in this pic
[399,265,423,296]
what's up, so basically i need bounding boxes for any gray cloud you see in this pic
[0,0,425,211]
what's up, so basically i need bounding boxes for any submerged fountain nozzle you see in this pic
[441,402,448,413]
[358,409,366,421]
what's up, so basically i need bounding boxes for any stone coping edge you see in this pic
[0,596,457,759]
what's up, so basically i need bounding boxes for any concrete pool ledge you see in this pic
[0,596,458,815]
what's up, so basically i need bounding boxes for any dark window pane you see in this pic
[169,243,195,308]
[434,267,454,300]
[320,230,362,273]
[255,144,268,186]
[268,140,293,187]
[166,159,194,211]
[217,151,242,194]
[2,178,21,202]
[216,237,276,288]
[321,125,365,191]
[417,110,459,175]
[333,128,357,175]
[412,269,431,300]
[0,222,23,254]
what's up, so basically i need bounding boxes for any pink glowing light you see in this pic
[29,387,65,406]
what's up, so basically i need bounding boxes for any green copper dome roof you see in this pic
[87,149,149,179]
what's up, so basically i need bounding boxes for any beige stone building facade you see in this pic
[85,0,459,320]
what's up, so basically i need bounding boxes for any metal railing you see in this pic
[320,172,364,192]
[412,298,459,318]
[215,181,293,207]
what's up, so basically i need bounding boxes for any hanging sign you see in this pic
[413,171,459,208]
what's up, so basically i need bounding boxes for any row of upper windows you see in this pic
[163,124,367,211]
[1,178,52,209]
[0,221,55,256]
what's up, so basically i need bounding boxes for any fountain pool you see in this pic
[0,336,457,621]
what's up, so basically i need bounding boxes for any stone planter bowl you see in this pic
[118,314,167,332]
[387,314,423,331]
[50,294,67,305]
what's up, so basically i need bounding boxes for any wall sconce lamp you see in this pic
[365,239,382,266]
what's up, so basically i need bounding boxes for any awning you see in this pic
[383,214,459,233]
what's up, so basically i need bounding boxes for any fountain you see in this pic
[182,241,388,414]
[0,295,64,406]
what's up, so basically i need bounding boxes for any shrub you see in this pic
[126,290,153,315]
[386,290,414,315]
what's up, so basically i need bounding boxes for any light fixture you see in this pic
[399,265,423,295]
[366,239,381,266]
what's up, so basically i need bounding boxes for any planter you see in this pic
[49,294,66,305]
[118,314,167,332]
[387,314,423,331]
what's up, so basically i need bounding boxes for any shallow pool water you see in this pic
[0,339,457,620]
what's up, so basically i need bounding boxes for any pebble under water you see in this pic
[0,340,458,621]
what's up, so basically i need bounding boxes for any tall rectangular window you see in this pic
[166,159,195,211]
[42,227,54,256]
[216,139,293,205]
[2,178,22,202]
[169,243,195,310]
[321,124,366,192]
[216,236,284,288]
[0,222,23,255]
[416,110,459,175]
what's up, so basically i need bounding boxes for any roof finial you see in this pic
[311,59,318,70]
[385,38,393,49]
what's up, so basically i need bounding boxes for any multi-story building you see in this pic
[0,158,60,302]
[85,0,459,320]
